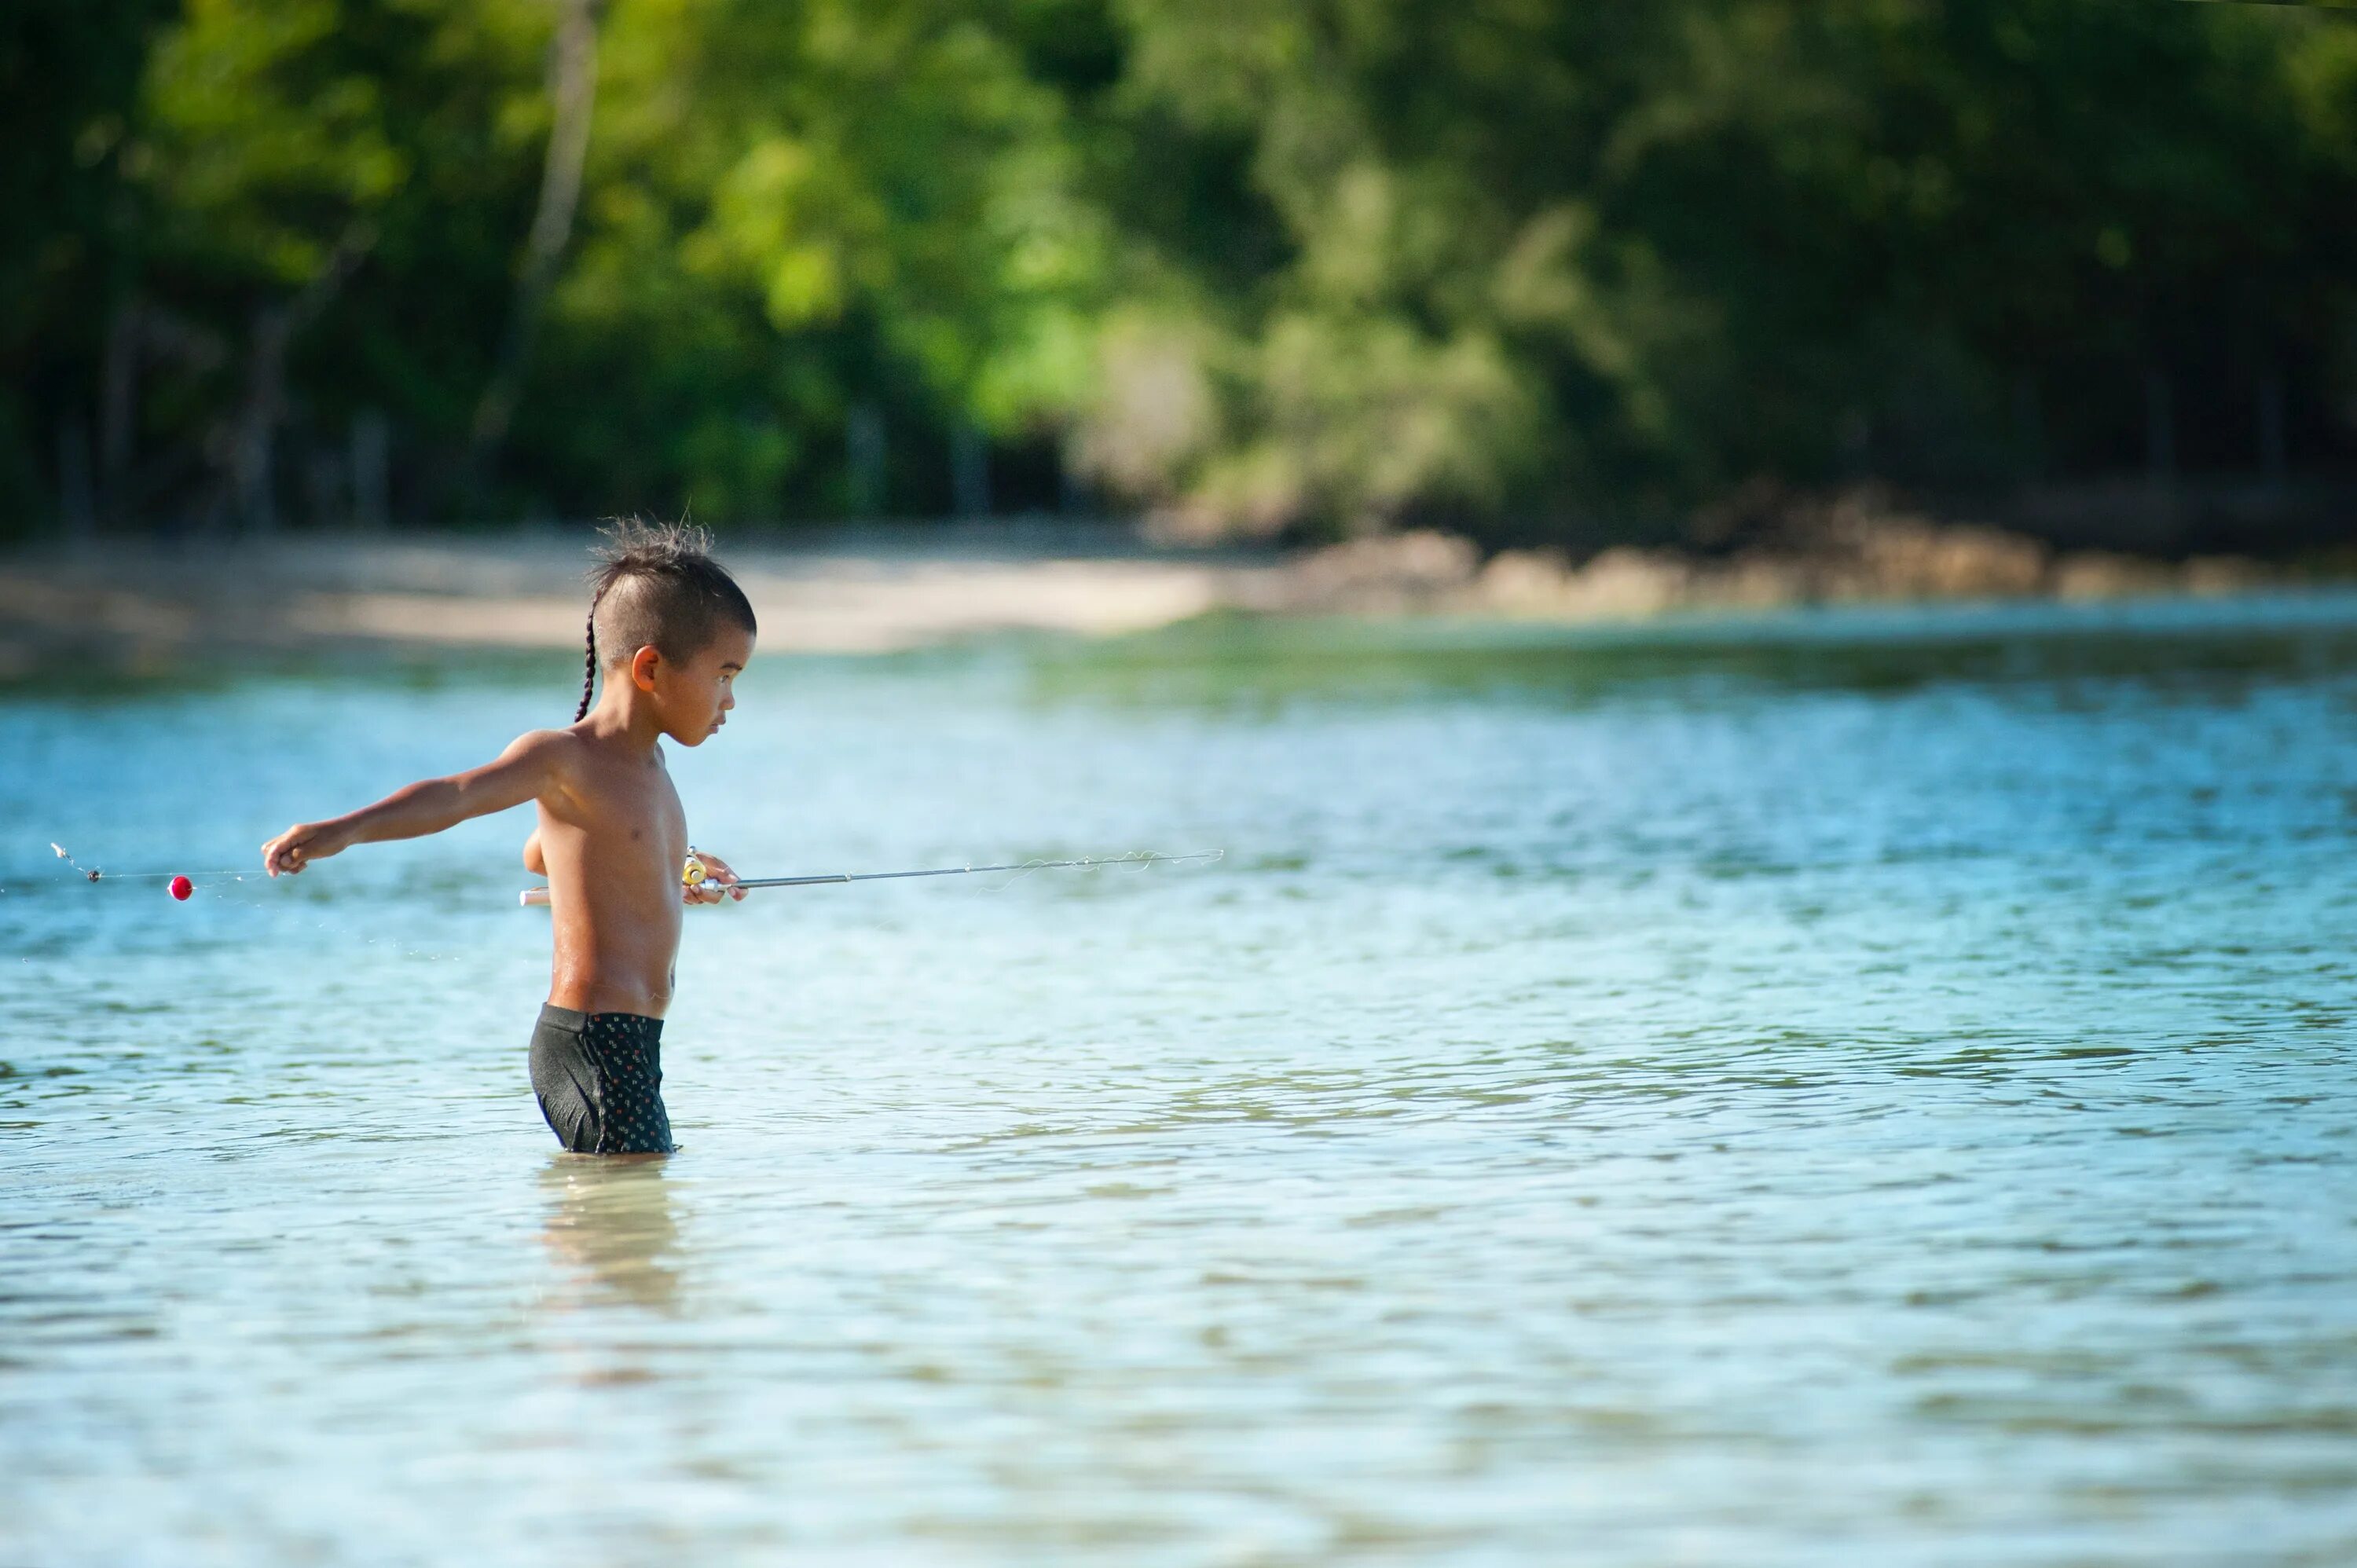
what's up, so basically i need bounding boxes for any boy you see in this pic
[259,522,757,1156]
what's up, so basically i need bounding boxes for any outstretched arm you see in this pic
[263,731,568,877]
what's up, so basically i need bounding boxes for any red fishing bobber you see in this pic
[168,875,193,901]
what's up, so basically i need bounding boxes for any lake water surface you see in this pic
[5,597,2357,1566]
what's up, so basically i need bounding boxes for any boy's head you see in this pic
[578,519,757,745]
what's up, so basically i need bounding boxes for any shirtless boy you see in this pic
[259,522,757,1156]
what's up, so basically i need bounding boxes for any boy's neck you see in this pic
[585,685,665,752]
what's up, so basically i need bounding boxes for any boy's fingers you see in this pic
[262,831,309,877]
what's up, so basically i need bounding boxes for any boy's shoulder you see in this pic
[508,725,582,759]
[498,725,592,782]
[524,724,652,779]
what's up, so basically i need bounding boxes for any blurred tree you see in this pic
[467,0,603,483]
[524,0,1106,519]
[6,0,2355,540]
[119,0,551,529]
[0,0,177,538]
[1072,0,2357,538]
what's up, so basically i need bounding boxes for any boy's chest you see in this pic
[575,756,687,846]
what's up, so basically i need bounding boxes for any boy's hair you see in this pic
[577,519,758,720]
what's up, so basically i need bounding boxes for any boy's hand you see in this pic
[262,821,348,877]
[687,849,746,904]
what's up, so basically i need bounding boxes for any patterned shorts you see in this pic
[530,1004,676,1155]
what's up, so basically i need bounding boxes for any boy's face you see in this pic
[640,625,755,746]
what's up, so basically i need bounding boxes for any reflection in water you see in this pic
[538,1156,683,1312]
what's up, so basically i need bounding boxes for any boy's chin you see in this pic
[666,724,717,747]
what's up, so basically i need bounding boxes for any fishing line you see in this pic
[976,848,1223,894]
[518,848,1223,905]
[46,842,255,885]
[21,839,482,965]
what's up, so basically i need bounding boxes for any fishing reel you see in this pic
[682,848,739,899]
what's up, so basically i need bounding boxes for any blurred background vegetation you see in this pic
[7,0,2357,547]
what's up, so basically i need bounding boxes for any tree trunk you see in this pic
[2259,365,2287,491]
[226,227,374,535]
[2144,370,2174,489]
[58,418,96,546]
[846,403,885,516]
[951,423,992,518]
[352,409,391,529]
[231,303,288,533]
[101,300,141,529]
[469,0,603,482]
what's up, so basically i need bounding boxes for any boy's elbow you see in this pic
[522,833,546,874]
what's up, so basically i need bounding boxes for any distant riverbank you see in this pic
[0,522,1269,676]
[0,504,2311,677]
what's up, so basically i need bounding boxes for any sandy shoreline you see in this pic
[0,511,2301,676]
[0,524,1286,673]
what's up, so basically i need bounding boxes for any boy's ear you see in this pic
[629,645,662,691]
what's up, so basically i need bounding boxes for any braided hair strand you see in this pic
[574,581,608,722]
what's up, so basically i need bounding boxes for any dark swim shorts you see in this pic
[529,1005,676,1155]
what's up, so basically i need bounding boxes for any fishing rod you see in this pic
[518,848,1222,907]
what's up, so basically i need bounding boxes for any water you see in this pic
[5,595,2357,1566]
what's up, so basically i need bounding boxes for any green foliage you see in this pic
[1074,0,2357,533]
[532,0,1105,517]
[7,0,2355,537]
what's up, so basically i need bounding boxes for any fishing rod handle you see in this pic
[519,880,730,907]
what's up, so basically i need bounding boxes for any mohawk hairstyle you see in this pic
[575,518,758,721]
